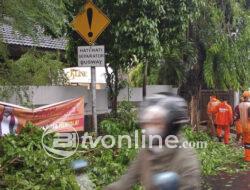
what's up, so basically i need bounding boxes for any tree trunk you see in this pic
[113,67,118,115]
[104,63,118,115]
[191,96,197,128]
[190,87,201,131]
[143,61,148,99]
[191,38,206,130]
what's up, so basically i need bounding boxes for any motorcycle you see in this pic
[71,160,181,190]
[153,172,180,190]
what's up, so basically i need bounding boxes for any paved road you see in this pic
[203,171,250,190]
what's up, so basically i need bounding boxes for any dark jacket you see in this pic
[105,134,201,190]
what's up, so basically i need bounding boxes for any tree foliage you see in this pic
[0,123,80,190]
[0,0,68,61]
[65,0,200,111]
[202,0,250,90]
[128,63,159,87]
[150,0,250,101]
[66,0,200,67]
[0,51,67,103]
[1,51,67,86]
[1,0,67,38]
[0,0,68,103]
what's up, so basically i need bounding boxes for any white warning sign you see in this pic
[78,45,105,67]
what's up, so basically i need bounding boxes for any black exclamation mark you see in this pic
[87,8,93,37]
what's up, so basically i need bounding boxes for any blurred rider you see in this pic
[105,93,201,190]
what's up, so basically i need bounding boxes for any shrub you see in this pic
[85,142,139,190]
[0,123,79,190]
[100,101,138,135]
[86,101,140,189]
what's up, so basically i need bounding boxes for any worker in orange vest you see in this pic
[234,97,244,145]
[239,91,250,162]
[207,96,221,137]
[215,99,233,144]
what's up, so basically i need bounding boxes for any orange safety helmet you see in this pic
[243,91,250,98]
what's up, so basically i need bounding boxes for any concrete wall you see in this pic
[118,85,177,102]
[3,85,177,115]
[6,86,109,115]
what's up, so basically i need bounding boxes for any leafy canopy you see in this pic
[202,0,250,90]
[0,51,67,86]
[66,0,193,67]
[1,0,67,37]
[0,0,68,60]
[0,51,67,104]
[158,0,249,92]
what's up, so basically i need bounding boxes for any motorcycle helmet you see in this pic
[140,93,189,136]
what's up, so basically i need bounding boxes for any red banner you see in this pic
[0,97,84,136]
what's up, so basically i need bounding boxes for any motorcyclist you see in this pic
[105,93,201,190]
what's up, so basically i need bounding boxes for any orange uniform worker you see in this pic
[239,91,250,162]
[244,107,250,162]
[207,96,221,137]
[215,100,233,144]
[234,97,244,144]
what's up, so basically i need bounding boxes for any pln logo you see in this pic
[42,125,79,159]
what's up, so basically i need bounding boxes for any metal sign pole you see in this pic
[71,0,110,137]
[91,66,97,136]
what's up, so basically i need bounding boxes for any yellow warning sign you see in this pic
[71,1,111,45]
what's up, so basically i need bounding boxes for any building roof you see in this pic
[0,24,67,50]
